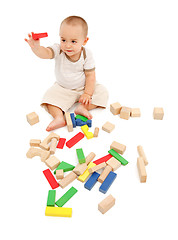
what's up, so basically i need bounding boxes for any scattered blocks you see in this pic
[45,156,60,170]
[26,112,39,125]
[108,149,128,166]
[131,108,141,117]
[153,107,164,120]
[26,147,50,162]
[43,169,59,189]
[45,206,72,217]
[70,113,76,128]
[57,138,66,149]
[98,194,115,214]
[30,139,41,147]
[137,157,147,183]
[81,125,93,139]
[50,138,58,154]
[76,148,86,164]
[110,141,126,155]
[56,169,64,180]
[110,102,122,115]
[89,162,106,174]
[137,145,148,165]
[102,121,115,133]
[55,186,78,207]
[40,132,60,151]
[93,154,112,165]
[120,107,131,120]
[84,172,100,191]
[54,161,75,174]
[99,171,117,194]
[47,190,56,207]
[78,162,96,182]
[65,112,73,132]
[58,171,77,189]
[93,127,99,137]
[66,132,84,148]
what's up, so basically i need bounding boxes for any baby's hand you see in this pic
[24,32,40,49]
[79,93,92,105]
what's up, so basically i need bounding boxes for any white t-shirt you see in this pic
[48,44,95,89]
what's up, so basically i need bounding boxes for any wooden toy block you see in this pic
[26,112,39,125]
[110,141,126,155]
[99,171,117,194]
[58,171,77,189]
[88,162,106,174]
[93,154,112,165]
[43,169,59,189]
[98,194,115,214]
[32,32,48,40]
[153,107,164,120]
[70,113,76,127]
[84,172,100,190]
[26,147,50,162]
[75,114,88,122]
[66,132,84,148]
[50,138,58,154]
[47,190,56,207]
[54,161,75,174]
[108,149,128,166]
[110,102,122,115]
[102,121,115,133]
[76,119,87,126]
[137,145,148,165]
[93,127,99,137]
[73,163,88,175]
[131,108,141,117]
[120,107,131,120]
[76,148,86,164]
[98,165,112,183]
[57,138,66,149]
[81,125,94,139]
[86,120,92,127]
[77,162,96,182]
[29,139,41,147]
[85,152,96,165]
[106,157,121,171]
[55,186,78,207]
[45,206,72,217]
[56,169,64,180]
[65,112,73,132]
[45,156,60,170]
[40,132,60,151]
[137,157,147,183]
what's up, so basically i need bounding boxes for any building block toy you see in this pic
[26,147,50,162]
[84,172,100,191]
[78,162,96,182]
[47,190,56,207]
[32,32,48,40]
[108,149,128,166]
[110,141,126,155]
[88,162,106,174]
[76,148,86,164]
[85,152,96,164]
[43,169,59,189]
[93,154,112,165]
[54,161,75,174]
[131,108,141,117]
[75,114,88,122]
[45,156,60,170]
[30,139,41,147]
[98,165,112,183]
[66,132,84,148]
[70,113,76,127]
[26,112,39,125]
[106,157,121,171]
[45,206,72,217]
[137,157,147,183]
[98,194,115,214]
[57,138,66,149]
[81,125,93,139]
[86,120,92,127]
[76,118,87,126]
[73,163,88,175]
[137,145,148,165]
[56,169,64,180]
[102,121,115,133]
[153,107,164,120]
[120,107,131,120]
[55,186,78,207]
[58,171,77,189]
[99,171,117,194]
[93,127,99,137]
[40,132,60,150]
[65,112,73,132]
[50,138,58,154]
[110,102,122,115]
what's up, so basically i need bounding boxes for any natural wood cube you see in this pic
[98,194,115,214]
[110,102,122,115]
[110,141,126,155]
[106,157,121,171]
[153,107,164,120]
[26,112,39,125]
[45,156,60,170]
[102,121,115,133]
[131,108,141,117]
[56,169,64,180]
[120,107,131,120]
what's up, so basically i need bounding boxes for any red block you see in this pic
[66,132,84,148]
[43,169,59,189]
[32,32,48,40]
[57,138,66,149]
[93,154,113,165]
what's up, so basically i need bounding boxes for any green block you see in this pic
[55,187,78,207]
[76,148,86,164]
[108,149,129,166]
[54,161,75,174]
[47,190,56,206]
[75,114,88,122]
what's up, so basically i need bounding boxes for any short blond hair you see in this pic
[61,16,88,37]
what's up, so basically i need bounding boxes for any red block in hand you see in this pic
[32,32,48,40]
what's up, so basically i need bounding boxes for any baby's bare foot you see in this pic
[74,104,93,120]
[46,117,66,131]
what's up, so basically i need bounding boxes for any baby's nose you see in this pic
[66,42,71,48]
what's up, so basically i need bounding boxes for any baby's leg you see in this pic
[74,103,97,119]
[46,104,66,131]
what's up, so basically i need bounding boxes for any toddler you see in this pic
[25,16,108,131]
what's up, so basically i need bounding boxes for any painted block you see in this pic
[47,190,56,207]
[54,161,75,174]
[55,187,78,207]
[81,125,93,139]
[99,171,117,194]
[84,172,100,190]
[75,114,88,122]
[66,132,84,148]
[57,138,66,149]
[43,169,59,189]
[76,148,86,164]
[70,113,76,127]
[108,149,128,166]
[77,162,96,182]
[93,154,112,165]
[45,206,72,217]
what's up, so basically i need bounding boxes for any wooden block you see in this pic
[98,165,112,183]
[43,169,59,189]
[26,112,39,125]
[65,112,73,132]
[47,190,56,207]
[99,171,117,194]
[110,102,122,115]
[26,147,50,162]
[75,114,88,122]
[66,132,84,148]
[137,157,147,183]
[89,162,106,174]
[85,152,96,165]
[76,148,86,164]
[77,162,96,182]
[58,171,77,189]
[110,141,126,155]
[153,107,164,120]
[93,127,99,137]
[93,154,112,165]
[102,121,115,133]
[131,108,141,117]
[29,139,41,147]
[57,138,66,149]
[56,169,64,180]
[98,194,115,214]
[120,107,131,120]
[45,206,72,217]
[40,132,60,151]
[50,138,58,154]
[106,157,121,171]
[54,161,75,174]
[108,149,128,166]
[45,156,60,170]
[84,172,100,190]
[55,187,78,207]
[73,163,88,175]
[81,125,94,139]
[137,145,148,165]
[70,113,76,127]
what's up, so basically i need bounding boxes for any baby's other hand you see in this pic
[79,93,92,105]
[24,32,40,49]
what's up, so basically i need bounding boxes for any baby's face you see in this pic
[60,22,87,58]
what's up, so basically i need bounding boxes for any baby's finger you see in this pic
[28,33,32,38]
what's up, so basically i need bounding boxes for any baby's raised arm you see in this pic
[25,33,53,59]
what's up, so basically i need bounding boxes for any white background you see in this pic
[1,0,178,239]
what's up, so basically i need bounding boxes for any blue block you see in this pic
[99,171,117,194]
[84,172,100,191]
[70,113,76,128]
[86,120,92,127]
[76,119,86,126]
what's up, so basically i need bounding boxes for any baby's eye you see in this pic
[62,39,66,42]
[72,40,76,43]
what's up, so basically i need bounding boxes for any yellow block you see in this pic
[45,207,72,217]
[81,125,93,139]
[78,162,96,182]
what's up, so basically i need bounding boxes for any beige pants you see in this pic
[41,82,109,112]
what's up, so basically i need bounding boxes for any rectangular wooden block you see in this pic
[73,163,88,175]
[106,157,121,171]
[99,171,117,194]
[45,206,72,217]
[30,139,41,147]
[43,169,59,189]
[26,112,39,125]
[55,187,78,207]
[77,162,96,182]
[47,190,56,207]
[58,172,77,189]
[93,127,99,137]
[84,172,100,191]
[102,121,115,133]
[50,138,58,154]
[56,169,64,180]
[108,149,128,166]
[110,102,122,115]
[45,156,60,170]
[110,141,126,155]
[89,162,106,174]
[76,148,86,164]
[137,157,147,183]
[93,154,112,165]
[65,112,73,132]
[98,165,112,183]
[57,138,66,149]
[85,152,96,165]
[153,107,164,120]
[137,145,148,165]
[98,194,115,214]
[131,108,141,117]
[66,132,84,148]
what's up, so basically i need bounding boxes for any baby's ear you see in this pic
[83,37,89,46]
